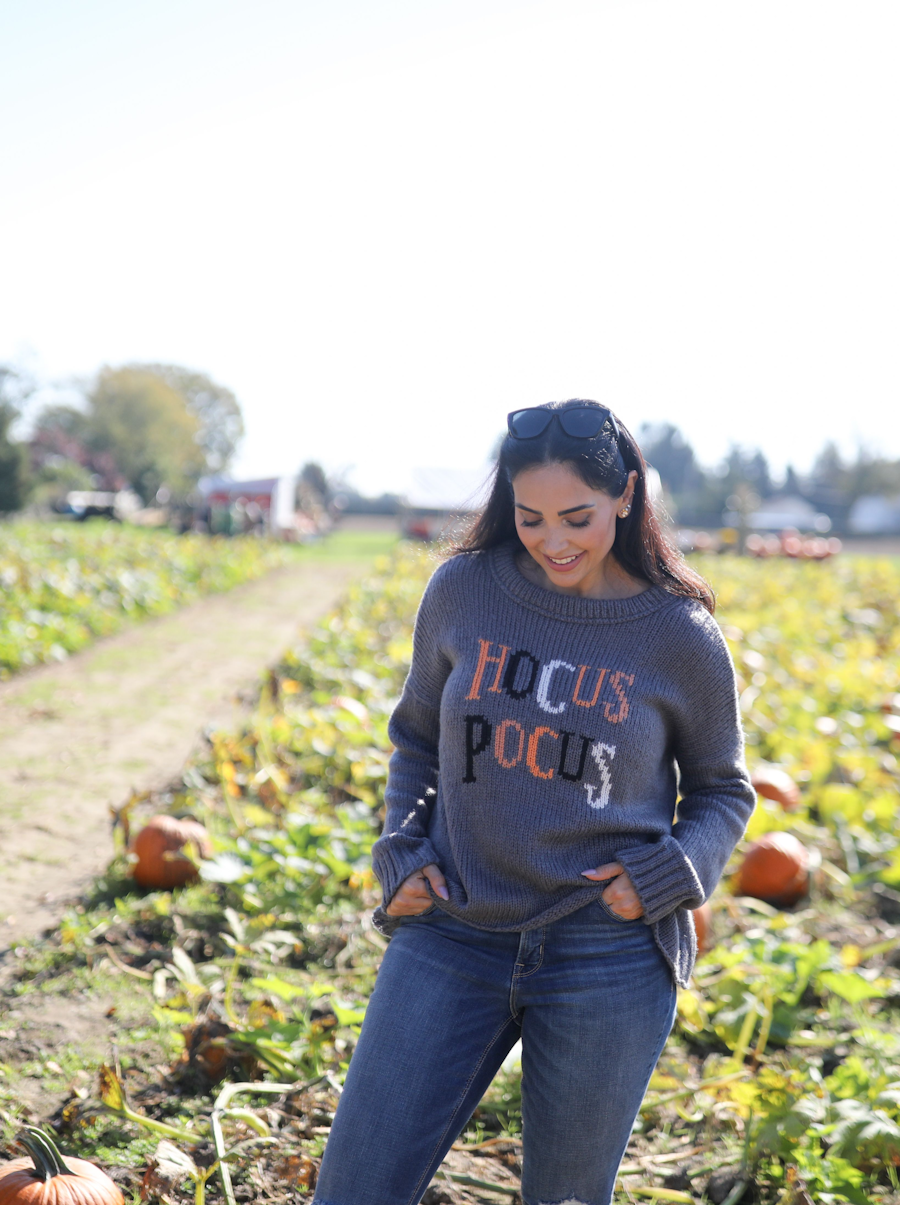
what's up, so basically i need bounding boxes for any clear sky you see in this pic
[2,0,898,495]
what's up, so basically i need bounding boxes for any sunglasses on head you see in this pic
[507,404,619,442]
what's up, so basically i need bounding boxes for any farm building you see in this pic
[196,475,319,539]
[746,494,832,533]
[848,494,900,534]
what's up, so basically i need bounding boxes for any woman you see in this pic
[312,400,754,1205]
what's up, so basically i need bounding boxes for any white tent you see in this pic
[403,467,492,513]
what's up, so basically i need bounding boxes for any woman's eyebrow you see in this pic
[514,502,596,516]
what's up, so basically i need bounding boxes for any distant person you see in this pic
[312,400,755,1205]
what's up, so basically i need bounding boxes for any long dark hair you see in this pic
[455,399,715,614]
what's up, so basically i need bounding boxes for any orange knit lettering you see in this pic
[526,726,559,779]
[573,665,607,707]
[467,639,510,700]
[488,645,510,692]
[494,719,526,768]
[603,672,635,724]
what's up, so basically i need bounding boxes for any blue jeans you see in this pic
[313,901,676,1205]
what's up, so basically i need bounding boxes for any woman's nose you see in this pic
[542,529,571,553]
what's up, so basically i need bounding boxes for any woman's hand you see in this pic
[385,864,449,916]
[581,861,644,920]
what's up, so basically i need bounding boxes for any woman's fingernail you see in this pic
[437,886,449,899]
[581,870,597,878]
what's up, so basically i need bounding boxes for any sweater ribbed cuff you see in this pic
[615,835,704,925]
[372,835,441,908]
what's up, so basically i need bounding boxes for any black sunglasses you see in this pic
[507,405,619,442]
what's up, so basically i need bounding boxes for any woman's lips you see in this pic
[543,551,585,573]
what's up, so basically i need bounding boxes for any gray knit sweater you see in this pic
[371,544,755,987]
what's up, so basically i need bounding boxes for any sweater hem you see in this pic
[374,890,694,986]
[421,883,615,933]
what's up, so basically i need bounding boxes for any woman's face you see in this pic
[512,461,638,598]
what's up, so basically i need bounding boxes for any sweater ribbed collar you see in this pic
[488,542,675,624]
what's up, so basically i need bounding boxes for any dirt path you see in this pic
[0,560,360,949]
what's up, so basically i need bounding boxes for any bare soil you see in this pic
[0,560,359,951]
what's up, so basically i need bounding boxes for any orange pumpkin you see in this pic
[129,814,212,890]
[0,1126,124,1205]
[692,901,714,954]
[750,766,801,811]
[734,832,810,907]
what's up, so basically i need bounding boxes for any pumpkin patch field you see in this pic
[0,547,899,1204]
[0,521,301,678]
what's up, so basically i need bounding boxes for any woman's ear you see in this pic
[621,470,639,509]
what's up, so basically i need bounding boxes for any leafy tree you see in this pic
[685,446,772,523]
[746,450,773,498]
[84,366,206,503]
[0,364,34,410]
[805,443,849,524]
[30,456,95,508]
[28,363,243,502]
[299,461,329,502]
[136,363,244,473]
[842,449,900,502]
[810,442,844,491]
[0,366,32,513]
[717,446,773,498]
[0,404,28,513]
[30,404,91,468]
[30,402,125,495]
[639,423,704,498]
[783,465,803,496]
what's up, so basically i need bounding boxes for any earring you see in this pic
[619,506,630,518]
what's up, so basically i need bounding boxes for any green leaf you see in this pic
[332,999,367,1027]
[817,971,886,1003]
[827,1099,900,1161]
[98,1062,125,1110]
[248,975,306,1002]
[152,1005,194,1027]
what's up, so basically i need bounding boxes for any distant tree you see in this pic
[715,447,772,497]
[30,404,91,469]
[804,441,847,521]
[0,364,34,411]
[710,447,773,502]
[634,426,900,531]
[29,456,95,508]
[810,442,844,489]
[844,449,900,504]
[29,402,125,495]
[746,450,772,499]
[0,366,32,513]
[25,364,242,506]
[638,426,777,524]
[783,465,803,496]
[672,445,772,526]
[137,364,244,473]
[299,461,329,501]
[638,424,703,498]
[84,366,206,503]
[0,404,28,513]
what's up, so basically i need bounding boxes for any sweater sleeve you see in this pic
[370,565,453,907]
[614,607,756,925]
